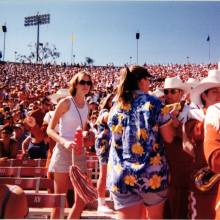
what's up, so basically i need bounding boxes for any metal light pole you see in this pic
[129,56,132,64]
[14,51,17,62]
[24,13,50,63]
[136,32,140,64]
[2,24,7,61]
[186,56,190,64]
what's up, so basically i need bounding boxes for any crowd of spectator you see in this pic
[0,61,217,160]
[1,61,220,219]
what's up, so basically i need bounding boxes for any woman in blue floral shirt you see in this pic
[107,65,175,219]
[95,93,114,213]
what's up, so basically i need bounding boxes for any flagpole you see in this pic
[71,33,73,65]
[207,35,211,63]
[208,39,211,62]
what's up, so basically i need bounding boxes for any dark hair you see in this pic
[100,93,114,110]
[117,65,152,104]
[69,71,93,97]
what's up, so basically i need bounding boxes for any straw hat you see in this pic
[190,69,220,107]
[163,76,190,92]
[49,88,69,104]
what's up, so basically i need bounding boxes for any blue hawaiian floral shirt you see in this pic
[107,91,170,194]
[95,109,111,164]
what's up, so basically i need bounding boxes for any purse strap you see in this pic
[71,97,83,128]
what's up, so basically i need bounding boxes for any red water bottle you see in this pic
[74,126,83,155]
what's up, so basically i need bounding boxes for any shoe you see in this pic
[97,205,114,214]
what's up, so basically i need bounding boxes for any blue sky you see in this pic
[0,0,220,66]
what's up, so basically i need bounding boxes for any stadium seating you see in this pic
[0,166,47,177]
[0,158,47,167]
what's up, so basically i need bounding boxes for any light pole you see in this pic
[129,56,132,64]
[2,24,7,61]
[14,51,17,62]
[186,56,190,64]
[73,54,76,64]
[136,32,140,64]
[24,13,50,63]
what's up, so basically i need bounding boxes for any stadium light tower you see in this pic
[2,24,7,61]
[136,32,140,64]
[24,13,50,62]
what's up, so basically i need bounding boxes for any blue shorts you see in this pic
[111,189,168,210]
[95,137,110,164]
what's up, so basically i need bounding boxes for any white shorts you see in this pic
[48,143,87,173]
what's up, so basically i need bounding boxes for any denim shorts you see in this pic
[111,189,168,210]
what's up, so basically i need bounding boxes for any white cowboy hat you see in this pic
[49,88,69,104]
[163,76,190,92]
[190,69,220,107]
[186,78,200,89]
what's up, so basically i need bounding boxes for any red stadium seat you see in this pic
[0,166,47,177]
[86,159,99,185]
[0,177,53,193]
[0,159,47,167]
[26,193,66,219]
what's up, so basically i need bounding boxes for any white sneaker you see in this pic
[97,205,114,214]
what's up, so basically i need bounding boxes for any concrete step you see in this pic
[28,208,117,219]
[28,197,116,219]
[86,197,114,210]
[82,210,117,219]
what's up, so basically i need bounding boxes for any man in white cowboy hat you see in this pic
[163,76,190,123]
[184,68,220,219]
[162,76,193,219]
[190,69,220,109]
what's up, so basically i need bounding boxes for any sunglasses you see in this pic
[79,80,92,86]
[164,89,179,95]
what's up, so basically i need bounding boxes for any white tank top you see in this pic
[59,96,88,141]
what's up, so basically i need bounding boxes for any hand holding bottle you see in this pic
[73,126,83,155]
